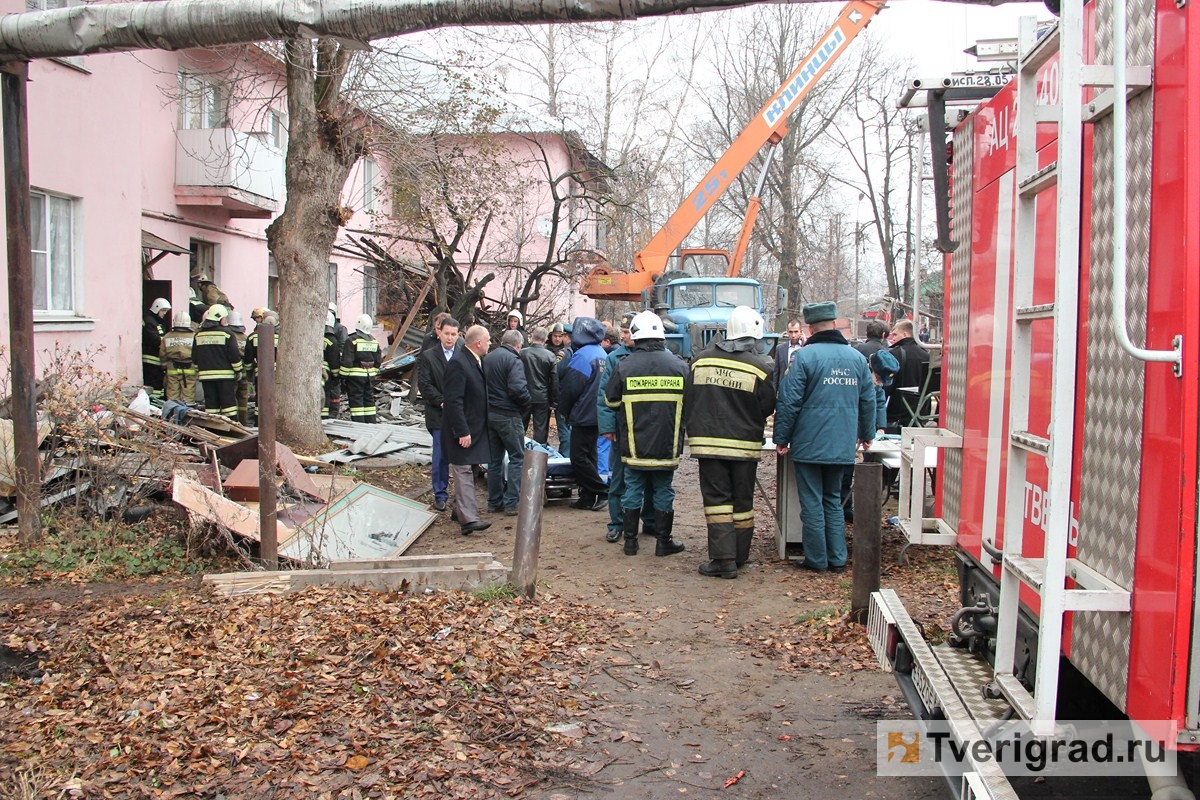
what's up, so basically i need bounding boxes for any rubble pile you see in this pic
[1,369,439,569]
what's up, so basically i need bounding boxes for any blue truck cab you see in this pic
[647,276,781,360]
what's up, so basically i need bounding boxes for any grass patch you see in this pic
[474,583,518,602]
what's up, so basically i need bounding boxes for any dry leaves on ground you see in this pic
[0,586,622,799]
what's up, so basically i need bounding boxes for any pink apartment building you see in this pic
[0,2,606,390]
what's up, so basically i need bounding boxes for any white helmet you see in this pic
[227,310,245,329]
[726,306,765,340]
[328,302,338,316]
[507,309,524,325]
[629,310,665,341]
[326,310,336,328]
[355,314,374,333]
[171,311,192,329]
[150,297,171,315]
[204,303,229,322]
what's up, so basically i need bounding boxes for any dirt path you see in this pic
[405,453,946,799]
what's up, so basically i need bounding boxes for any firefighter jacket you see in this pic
[323,328,342,382]
[244,329,279,375]
[482,344,530,418]
[604,340,688,470]
[683,340,776,460]
[192,322,243,381]
[341,331,381,378]
[159,326,195,369]
[142,312,166,367]
[773,329,876,465]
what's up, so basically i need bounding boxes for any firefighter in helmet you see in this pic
[192,304,243,420]
[505,309,527,346]
[342,314,382,423]
[160,311,198,404]
[683,306,777,579]
[142,297,171,398]
[603,311,688,557]
[322,310,342,420]
[227,310,251,425]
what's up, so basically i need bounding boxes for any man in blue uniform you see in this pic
[773,301,875,572]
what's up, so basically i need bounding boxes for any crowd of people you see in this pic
[412,300,931,581]
[142,290,379,426]
[145,291,931,578]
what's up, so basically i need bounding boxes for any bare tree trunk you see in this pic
[266,37,362,449]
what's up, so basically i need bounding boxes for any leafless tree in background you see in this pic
[686,4,869,322]
[826,48,919,306]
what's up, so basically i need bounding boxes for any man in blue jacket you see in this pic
[558,317,609,511]
[774,301,876,572]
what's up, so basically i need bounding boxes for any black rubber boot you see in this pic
[735,528,753,567]
[623,508,640,556]
[699,559,738,579]
[654,510,685,557]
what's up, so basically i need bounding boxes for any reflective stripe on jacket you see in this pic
[192,323,243,381]
[341,331,381,377]
[683,344,776,460]
[605,344,688,470]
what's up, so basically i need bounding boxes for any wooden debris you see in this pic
[202,552,509,596]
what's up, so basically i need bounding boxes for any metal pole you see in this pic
[850,461,882,622]
[511,449,547,599]
[256,323,277,569]
[3,61,39,545]
[911,156,924,333]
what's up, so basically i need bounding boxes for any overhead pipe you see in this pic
[0,0,863,61]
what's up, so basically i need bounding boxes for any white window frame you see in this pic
[269,109,286,149]
[177,69,230,130]
[362,264,378,317]
[327,262,339,309]
[362,158,377,213]
[30,189,81,317]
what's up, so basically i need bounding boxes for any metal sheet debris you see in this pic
[279,483,436,566]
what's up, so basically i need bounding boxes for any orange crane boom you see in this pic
[581,0,884,302]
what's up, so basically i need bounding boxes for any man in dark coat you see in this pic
[854,319,890,361]
[558,317,609,511]
[885,319,931,431]
[483,329,531,515]
[417,316,460,512]
[520,326,558,445]
[774,301,875,572]
[772,317,804,391]
[442,324,493,534]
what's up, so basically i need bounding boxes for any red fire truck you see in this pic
[869,0,1199,796]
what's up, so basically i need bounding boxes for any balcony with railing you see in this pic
[175,128,283,219]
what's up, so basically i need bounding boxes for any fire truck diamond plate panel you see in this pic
[1069,0,1154,713]
[942,121,973,531]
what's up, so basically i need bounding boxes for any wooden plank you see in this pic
[329,552,496,571]
[172,470,289,543]
[275,443,322,499]
[202,560,509,596]
[384,270,436,361]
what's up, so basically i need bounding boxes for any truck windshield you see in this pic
[714,284,758,307]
